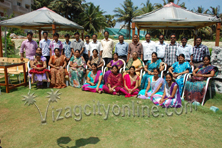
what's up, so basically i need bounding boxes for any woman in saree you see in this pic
[158,73,182,108]
[119,66,140,97]
[141,52,165,89]
[138,68,165,100]
[168,54,191,96]
[184,55,217,103]
[124,51,143,80]
[86,49,104,74]
[82,63,104,93]
[69,50,86,88]
[49,48,67,89]
[103,65,123,95]
[103,53,124,83]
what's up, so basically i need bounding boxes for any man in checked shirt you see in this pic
[192,36,210,68]
[164,33,180,69]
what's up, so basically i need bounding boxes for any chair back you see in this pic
[7,58,19,63]
[0,57,8,62]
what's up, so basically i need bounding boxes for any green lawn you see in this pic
[0,78,222,148]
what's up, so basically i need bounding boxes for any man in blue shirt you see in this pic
[115,35,128,62]
[39,31,51,66]
[62,34,72,61]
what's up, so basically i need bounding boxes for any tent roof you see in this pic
[132,2,221,30]
[0,7,84,30]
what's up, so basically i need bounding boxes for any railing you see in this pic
[0,0,11,9]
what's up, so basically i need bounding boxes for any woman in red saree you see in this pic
[120,66,140,97]
[49,48,67,89]
[103,65,123,95]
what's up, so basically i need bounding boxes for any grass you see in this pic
[0,77,222,148]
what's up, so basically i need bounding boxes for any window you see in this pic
[17,2,21,6]
[25,5,30,9]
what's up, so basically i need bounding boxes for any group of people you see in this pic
[20,31,217,107]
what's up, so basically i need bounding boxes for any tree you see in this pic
[81,3,107,34]
[139,0,155,15]
[154,0,186,9]
[105,15,116,28]
[209,5,220,17]
[32,0,54,10]
[114,0,140,38]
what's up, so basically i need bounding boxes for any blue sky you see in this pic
[85,0,222,28]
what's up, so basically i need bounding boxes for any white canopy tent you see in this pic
[0,7,84,57]
[132,2,221,46]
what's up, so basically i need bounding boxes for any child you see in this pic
[29,53,50,84]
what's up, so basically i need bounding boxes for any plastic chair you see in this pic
[103,59,126,74]
[86,59,105,74]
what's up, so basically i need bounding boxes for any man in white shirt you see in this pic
[88,34,103,58]
[83,35,90,63]
[142,33,156,63]
[39,31,51,66]
[176,36,193,63]
[101,31,114,66]
[156,34,168,61]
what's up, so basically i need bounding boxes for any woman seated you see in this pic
[168,54,191,96]
[49,48,67,89]
[141,52,165,89]
[82,63,103,93]
[119,66,140,97]
[156,73,182,108]
[29,47,48,88]
[184,55,218,103]
[69,50,86,88]
[87,49,104,74]
[138,68,165,99]
[103,65,123,95]
[104,53,124,83]
[124,51,143,79]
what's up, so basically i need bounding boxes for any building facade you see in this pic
[0,0,33,17]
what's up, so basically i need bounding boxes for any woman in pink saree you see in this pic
[120,66,140,97]
[103,65,123,95]
[82,63,103,93]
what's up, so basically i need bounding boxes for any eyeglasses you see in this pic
[171,37,176,39]
[159,38,164,40]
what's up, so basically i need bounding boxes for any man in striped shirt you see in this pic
[164,33,180,68]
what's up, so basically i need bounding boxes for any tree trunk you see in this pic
[128,22,131,39]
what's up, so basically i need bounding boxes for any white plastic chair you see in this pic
[86,59,105,74]
[141,62,167,78]
[103,59,126,74]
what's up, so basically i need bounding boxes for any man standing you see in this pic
[127,34,143,63]
[115,35,128,62]
[20,31,38,61]
[156,34,168,61]
[62,34,72,61]
[101,31,114,66]
[192,36,210,68]
[88,34,103,57]
[176,37,193,63]
[70,32,85,56]
[142,33,156,63]
[49,33,63,56]
[83,35,90,63]
[39,31,51,65]
[164,33,180,68]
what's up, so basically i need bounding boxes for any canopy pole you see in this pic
[38,29,41,42]
[52,24,56,34]
[132,22,135,41]
[137,29,140,41]
[81,30,84,41]
[194,30,198,46]
[0,26,3,57]
[215,22,221,47]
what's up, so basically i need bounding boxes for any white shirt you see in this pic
[88,41,103,56]
[101,38,114,58]
[156,41,168,58]
[84,42,90,54]
[176,44,193,61]
[39,39,51,56]
[142,40,156,61]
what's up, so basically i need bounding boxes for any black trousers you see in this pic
[83,54,89,63]
[44,56,50,67]
[103,58,112,66]
[118,56,127,62]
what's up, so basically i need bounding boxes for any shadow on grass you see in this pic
[57,137,100,148]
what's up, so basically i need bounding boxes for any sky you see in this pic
[85,0,222,28]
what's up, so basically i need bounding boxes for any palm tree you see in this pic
[32,0,54,10]
[209,5,220,17]
[154,0,186,9]
[81,3,107,34]
[105,15,116,28]
[139,0,155,15]
[114,0,140,38]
